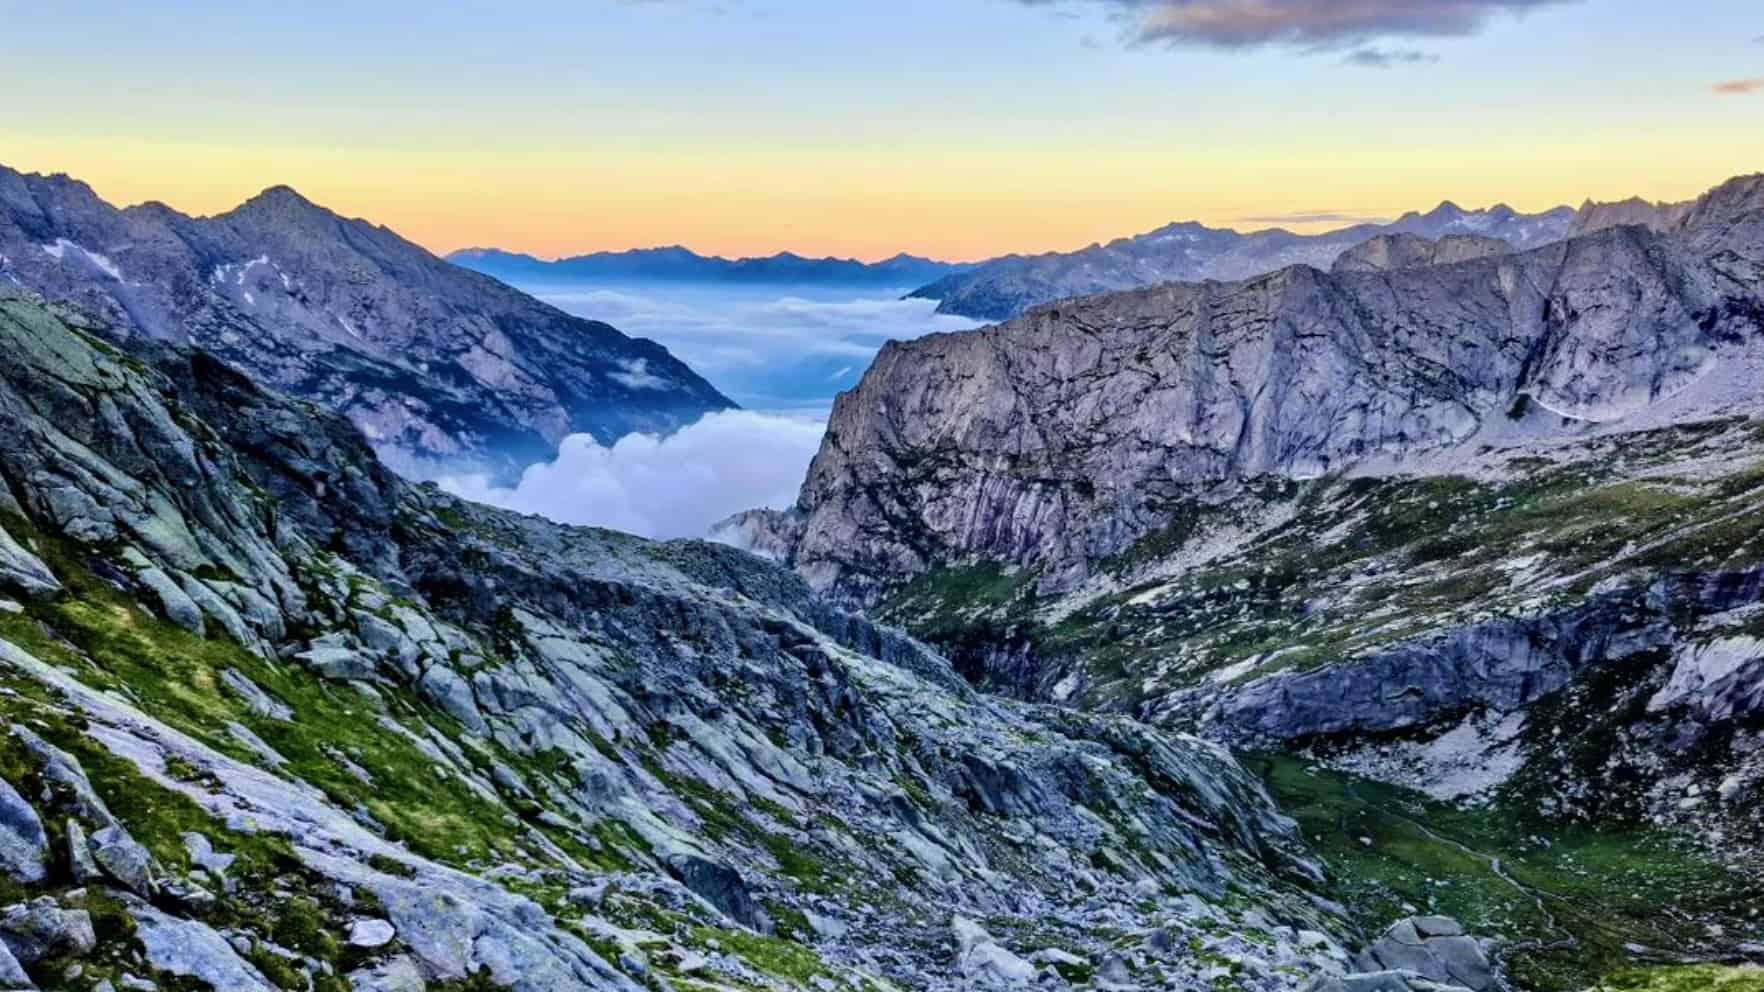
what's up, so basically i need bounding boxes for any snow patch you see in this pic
[40,238,124,281]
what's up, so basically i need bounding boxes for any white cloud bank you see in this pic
[439,410,826,540]
[528,282,979,411]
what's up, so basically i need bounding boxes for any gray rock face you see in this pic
[908,201,1574,322]
[0,939,28,989]
[758,173,1764,605]
[1567,195,1695,237]
[0,779,48,885]
[0,165,733,481]
[132,907,273,992]
[1330,234,1510,273]
[0,522,57,601]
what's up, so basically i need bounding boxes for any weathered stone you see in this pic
[89,825,155,895]
[132,907,273,992]
[181,834,236,877]
[344,955,424,992]
[218,670,292,722]
[0,898,96,966]
[65,822,101,885]
[135,568,205,636]
[951,916,1036,987]
[0,940,31,989]
[346,919,396,950]
[667,855,770,934]
[0,779,48,885]
[295,646,381,683]
[0,523,58,601]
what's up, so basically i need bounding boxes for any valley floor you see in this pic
[1252,755,1764,992]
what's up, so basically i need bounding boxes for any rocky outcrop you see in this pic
[0,780,47,885]
[1567,195,1694,237]
[0,165,733,481]
[750,173,1764,606]
[1330,234,1510,273]
[1352,917,1496,992]
[0,289,1362,989]
[907,201,1574,322]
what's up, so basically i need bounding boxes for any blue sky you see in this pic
[2,0,1760,259]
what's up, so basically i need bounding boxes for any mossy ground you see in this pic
[1252,755,1764,992]
[1590,964,1764,991]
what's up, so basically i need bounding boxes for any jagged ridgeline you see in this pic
[724,174,1764,989]
[0,287,1405,991]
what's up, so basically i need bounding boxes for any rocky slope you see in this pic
[0,286,1519,992]
[0,166,733,481]
[905,202,1576,322]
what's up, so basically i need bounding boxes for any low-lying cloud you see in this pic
[1713,77,1764,95]
[1025,0,1574,52]
[439,410,826,540]
[1239,209,1392,225]
[526,282,979,412]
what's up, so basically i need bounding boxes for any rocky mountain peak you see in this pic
[0,164,734,481]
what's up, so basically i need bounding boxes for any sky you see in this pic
[2,0,1762,262]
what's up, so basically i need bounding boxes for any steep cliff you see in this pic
[751,173,1764,607]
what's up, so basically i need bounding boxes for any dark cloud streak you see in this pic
[1238,209,1392,225]
[1018,0,1579,52]
[1342,47,1441,67]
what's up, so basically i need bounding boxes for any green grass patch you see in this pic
[1251,754,1763,992]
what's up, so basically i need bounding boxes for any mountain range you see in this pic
[903,201,1583,322]
[2,160,1763,992]
[0,167,733,482]
[449,245,968,288]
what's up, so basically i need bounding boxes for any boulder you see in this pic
[135,568,204,637]
[295,646,381,683]
[346,919,396,950]
[181,834,236,877]
[218,670,292,722]
[89,826,154,895]
[667,855,770,934]
[132,907,273,992]
[1360,918,1495,992]
[0,898,97,965]
[0,524,58,601]
[951,916,1036,987]
[0,940,31,989]
[65,822,101,884]
[0,780,48,885]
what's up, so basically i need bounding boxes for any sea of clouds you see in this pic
[433,280,975,541]
[529,280,977,413]
[440,409,828,540]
